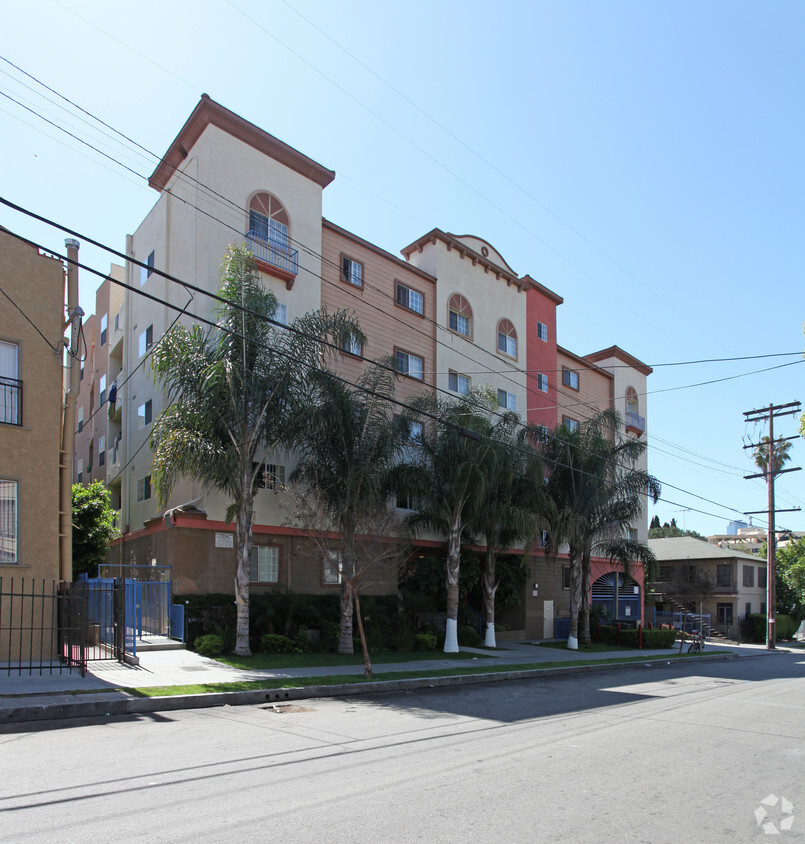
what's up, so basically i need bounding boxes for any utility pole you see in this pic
[743,401,801,650]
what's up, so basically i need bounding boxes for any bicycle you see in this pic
[687,633,703,654]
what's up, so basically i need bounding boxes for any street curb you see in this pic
[0,651,738,724]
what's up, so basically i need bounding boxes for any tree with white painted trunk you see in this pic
[467,411,542,648]
[150,244,359,656]
[393,394,490,653]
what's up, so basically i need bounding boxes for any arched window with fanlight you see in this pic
[497,319,517,358]
[448,294,472,338]
[625,386,645,434]
[246,192,298,278]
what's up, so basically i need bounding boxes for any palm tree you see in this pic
[753,435,792,477]
[394,394,491,653]
[467,411,542,647]
[150,244,359,655]
[535,410,661,649]
[290,361,407,667]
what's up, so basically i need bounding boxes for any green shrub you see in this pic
[259,633,296,653]
[749,613,798,642]
[393,629,415,652]
[413,632,437,651]
[194,634,225,657]
[640,628,677,648]
[458,625,482,648]
[320,620,341,653]
[292,630,313,653]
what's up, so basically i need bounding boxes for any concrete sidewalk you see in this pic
[0,639,786,725]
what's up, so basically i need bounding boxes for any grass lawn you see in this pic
[128,651,720,698]
[218,649,487,671]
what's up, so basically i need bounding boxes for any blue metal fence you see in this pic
[169,602,185,643]
[654,610,710,639]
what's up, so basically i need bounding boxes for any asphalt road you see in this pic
[1,653,803,843]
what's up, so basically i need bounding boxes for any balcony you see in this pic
[246,230,298,288]
[625,410,645,434]
[0,377,22,426]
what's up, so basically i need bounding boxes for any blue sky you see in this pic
[1,0,802,535]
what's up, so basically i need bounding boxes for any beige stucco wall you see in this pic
[556,349,613,428]
[0,231,64,582]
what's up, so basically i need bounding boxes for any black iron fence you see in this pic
[0,577,126,677]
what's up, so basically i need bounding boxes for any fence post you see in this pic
[638,624,643,649]
[617,623,621,644]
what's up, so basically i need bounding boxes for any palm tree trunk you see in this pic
[337,540,356,655]
[444,516,461,653]
[354,590,372,679]
[234,488,253,656]
[579,550,592,646]
[482,545,497,648]
[567,551,582,650]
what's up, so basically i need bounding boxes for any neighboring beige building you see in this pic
[0,228,64,581]
[647,536,768,637]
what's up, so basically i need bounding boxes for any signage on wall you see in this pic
[215,532,233,548]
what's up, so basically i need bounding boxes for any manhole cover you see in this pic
[260,704,314,714]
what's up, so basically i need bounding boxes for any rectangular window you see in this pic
[250,545,279,583]
[98,435,105,467]
[0,340,21,425]
[0,479,18,563]
[323,550,343,584]
[341,256,363,288]
[538,530,550,549]
[408,421,423,444]
[137,475,152,502]
[716,564,732,588]
[627,527,638,542]
[114,312,120,332]
[139,325,153,358]
[80,360,84,381]
[717,603,734,624]
[140,250,155,285]
[254,462,286,490]
[77,406,84,433]
[562,565,570,589]
[562,368,579,390]
[745,602,752,618]
[137,400,152,429]
[395,350,424,380]
[99,374,107,407]
[497,389,516,410]
[760,602,767,614]
[537,373,548,393]
[77,457,83,484]
[497,332,517,358]
[274,303,287,325]
[742,565,754,588]
[396,492,416,510]
[449,310,471,337]
[100,313,108,347]
[343,334,362,357]
[395,282,424,315]
[449,371,471,395]
[758,567,767,589]
[658,566,673,582]
[562,416,579,432]
[537,321,548,342]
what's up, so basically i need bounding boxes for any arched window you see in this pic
[497,319,517,358]
[625,386,639,416]
[448,294,472,338]
[249,193,290,248]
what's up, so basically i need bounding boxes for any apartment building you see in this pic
[77,96,652,636]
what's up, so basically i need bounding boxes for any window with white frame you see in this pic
[448,294,472,337]
[627,527,638,542]
[0,479,18,563]
[77,405,84,433]
[717,603,733,624]
[100,313,108,346]
[1,340,20,425]
[99,374,107,407]
[742,565,754,587]
[497,389,516,410]
[343,333,363,357]
[274,303,287,325]
[395,350,424,380]
[396,282,424,315]
[341,255,363,288]
[537,373,548,392]
[77,457,83,484]
[138,325,153,358]
[537,321,548,342]
[254,462,286,490]
[323,550,343,584]
[449,371,471,395]
[137,475,151,502]
[408,420,423,444]
[562,368,579,390]
[250,545,279,583]
[98,435,105,467]
[249,194,290,248]
[137,400,152,429]
[497,319,517,358]
[396,492,416,510]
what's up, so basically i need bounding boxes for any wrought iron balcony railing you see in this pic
[625,410,645,432]
[0,376,22,426]
[246,231,299,276]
